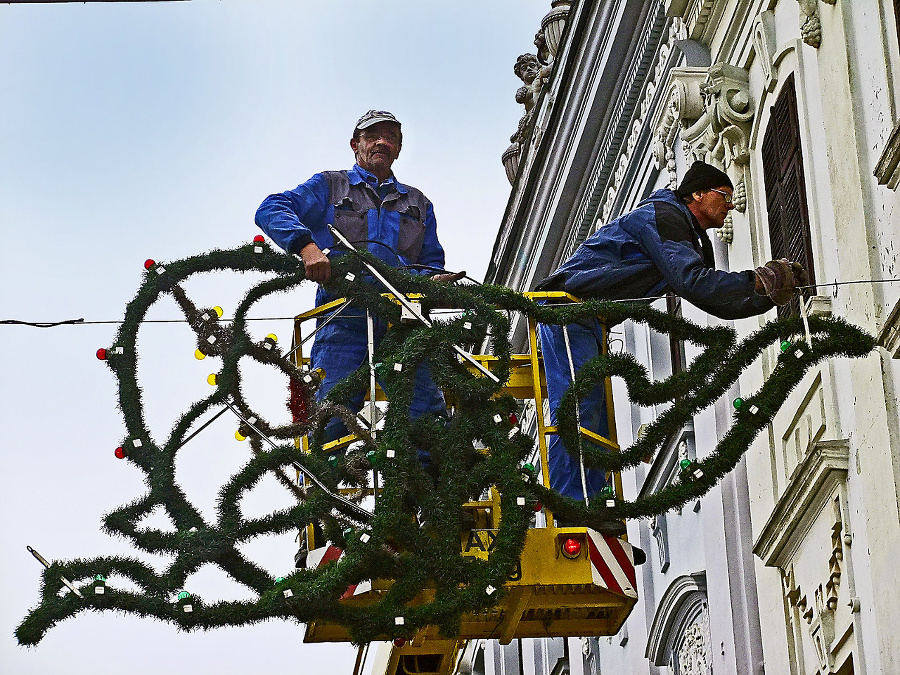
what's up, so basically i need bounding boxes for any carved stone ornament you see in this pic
[779,497,846,675]
[652,67,709,172]
[798,0,822,48]
[503,50,555,185]
[688,63,753,167]
[502,142,521,184]
[675,612,713,675]
[652,63,753,170]
[541,1,571,59]
[753,11,778,89]
[651,62,754,243]
[717,212,734,244]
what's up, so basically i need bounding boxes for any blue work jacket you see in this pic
[256,164,445,280]
[536,189,773,320]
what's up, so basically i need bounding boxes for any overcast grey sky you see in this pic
[0,1,553,672]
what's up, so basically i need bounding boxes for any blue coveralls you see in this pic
[255,164,448,440]
[536,189,774,501]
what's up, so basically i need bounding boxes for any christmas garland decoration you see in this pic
[16,239,876,647]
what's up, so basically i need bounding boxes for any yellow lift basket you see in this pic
[290,292,639,668]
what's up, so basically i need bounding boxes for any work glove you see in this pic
[754,259,808,305]
[431,270,466,283]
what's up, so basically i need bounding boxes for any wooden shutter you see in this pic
[761,75,816,319]
[895,0,900,54]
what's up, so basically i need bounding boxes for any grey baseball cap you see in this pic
[354,110,401,132]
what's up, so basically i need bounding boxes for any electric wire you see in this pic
[3,278,897,329]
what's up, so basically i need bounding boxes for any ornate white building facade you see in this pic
[484,1,900,674]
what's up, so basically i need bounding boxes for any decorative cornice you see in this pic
[753,440,850,567]
[665,0,717,46]
[578,9,678,237]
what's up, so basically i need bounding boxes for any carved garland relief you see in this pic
[675,608,713,675]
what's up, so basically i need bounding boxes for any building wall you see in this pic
[486,1,900,674]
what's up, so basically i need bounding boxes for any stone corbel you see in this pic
[652,63,754,243]
[651,67,708,186]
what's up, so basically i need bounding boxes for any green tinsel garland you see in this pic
[16,241,875,647]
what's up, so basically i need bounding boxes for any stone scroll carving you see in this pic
[651,63,754,244]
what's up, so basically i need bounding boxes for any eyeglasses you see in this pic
[360,129,401,144]
[708,188,734,204]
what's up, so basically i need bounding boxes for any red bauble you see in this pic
[562,537,581,558]
[532,501,543,512]
[393,638,406,647]
[96,348,107,360]
[508,412,518,425]
[253,235,265,243]
[114,447,127,459]
[144,259,156,270]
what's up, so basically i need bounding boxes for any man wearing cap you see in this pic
[534,161,806,507]
[256,110,461,441]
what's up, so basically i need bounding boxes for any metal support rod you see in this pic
[366,309,381,509]
[561,325,590,507]
[798,291,813,348]
[221,398,372,522]
[328,225,499,383]
[175,405,230,450]
[287,300,353,360]
[27,546,84,598]
[366,309,378,441]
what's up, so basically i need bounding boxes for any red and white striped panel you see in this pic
[307,543,371,599]
[586,529,638,599]
[307,543,343,569]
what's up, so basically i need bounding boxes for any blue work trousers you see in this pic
[310,316,446,442]
[538,318,610,501]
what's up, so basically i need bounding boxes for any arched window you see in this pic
[761,73,816,318]
[646,573,713,675]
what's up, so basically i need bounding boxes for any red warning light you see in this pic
[562,537,582,559]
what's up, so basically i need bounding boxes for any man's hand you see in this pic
[754,259,808,305]
[431,270,466,283]
[300,242,331,283]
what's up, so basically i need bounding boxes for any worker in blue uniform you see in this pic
[256,110,462,441]
[535,161,807,504]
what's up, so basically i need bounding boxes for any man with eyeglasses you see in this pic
[533,160,806,512]
[256,110,461,444]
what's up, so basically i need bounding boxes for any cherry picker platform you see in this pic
[289,289,639,672]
